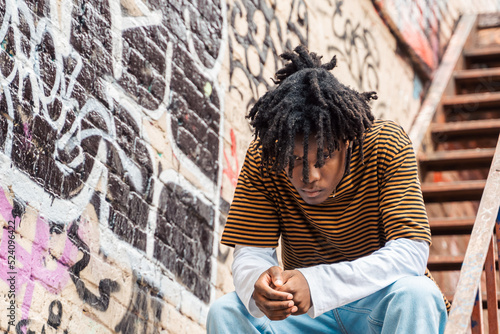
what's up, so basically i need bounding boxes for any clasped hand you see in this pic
[252,266,311,320]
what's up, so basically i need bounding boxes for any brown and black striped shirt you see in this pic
[221,119,451,311]
[222,119,431,269]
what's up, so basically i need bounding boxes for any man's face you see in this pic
[288,135,347,205]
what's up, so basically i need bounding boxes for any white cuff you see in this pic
[232,245,279,318]
[297,238,429,318]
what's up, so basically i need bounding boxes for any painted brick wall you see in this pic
[0,0,498,333]
[0,0,222,332]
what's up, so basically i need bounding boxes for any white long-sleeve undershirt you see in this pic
[232,238,429,319]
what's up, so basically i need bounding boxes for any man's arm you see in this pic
[233,238,428,319]
[232,246,296,319]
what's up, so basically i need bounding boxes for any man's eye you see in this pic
[323,153,331,160]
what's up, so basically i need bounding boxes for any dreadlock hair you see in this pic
[247,45,377,183]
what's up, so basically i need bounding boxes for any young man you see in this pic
[208,46,448,333]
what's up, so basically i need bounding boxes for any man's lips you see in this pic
[301,189,323,196]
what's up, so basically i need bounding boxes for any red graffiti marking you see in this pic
[223,129,239,188]
[377,0,442,70]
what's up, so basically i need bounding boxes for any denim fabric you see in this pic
[207,276,447,334]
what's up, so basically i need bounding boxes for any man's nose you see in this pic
[304,165,321,184]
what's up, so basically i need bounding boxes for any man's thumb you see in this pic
[269,266,284,287]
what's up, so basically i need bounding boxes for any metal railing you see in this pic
[444,135,500,333]
[407,12,500,332]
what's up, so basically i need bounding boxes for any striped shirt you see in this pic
[221,119,450,312]
[222,119,430,261]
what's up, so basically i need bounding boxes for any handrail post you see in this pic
[444,137,500,333]
[471,287,484,334]
[484,235,498,333]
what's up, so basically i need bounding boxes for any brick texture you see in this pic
[1,0,499,333]
[0,0,223,332]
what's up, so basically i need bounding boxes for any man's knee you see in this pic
[369,276,447,333]
[390,276,443,304]
[382,275,448,322]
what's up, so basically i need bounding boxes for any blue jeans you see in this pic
[207,276,447,333]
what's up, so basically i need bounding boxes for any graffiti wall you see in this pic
[0,0,223,332]
[0,0,499,333]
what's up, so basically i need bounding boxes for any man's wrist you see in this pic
[296,267,318,318]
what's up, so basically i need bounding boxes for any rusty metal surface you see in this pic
[478,13,500,29]
[444,135,500,334]
[484,236,498,334]
[409,14,477,153]
[471,288,485,334]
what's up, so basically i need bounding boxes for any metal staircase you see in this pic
[410,13,500,333]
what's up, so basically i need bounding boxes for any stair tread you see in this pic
[428,254,499,271]
[419,148,495,163]
[421,180,486,202]
[430,119,500,135]
[428,255,465,263]
[422,180,486,189]
[442,91,500,106]
[429,217,475,235]
[454,67,500,82]
[445,293,500,308]
[428,255,464,271]
[429,216,476,223]
[464,46,500,58]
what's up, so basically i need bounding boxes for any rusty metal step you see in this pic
[454,67,500,94]
[429,217,475,235]
[465,46,500,58]
[445,294,500,310]
[464,46,500,66]
[419,148,495,170]
[429,255,499,271]
[431,119,500,138]
[421,180,486,202]
[428,255,464,271]
[454,68,500,84]
[442,91,500,109]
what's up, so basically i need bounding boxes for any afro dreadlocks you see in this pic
[247,45,377,183]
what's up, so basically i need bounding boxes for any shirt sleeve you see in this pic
[232,239,428,319]
[377,123,431,243]
[298,238,429,318]
[232,245,279,318]
[221,141,281,248]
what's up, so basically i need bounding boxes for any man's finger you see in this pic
[257,303,297,321]
[259,300,295,312]
[268,266,285,287]
[258,283,293,300]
